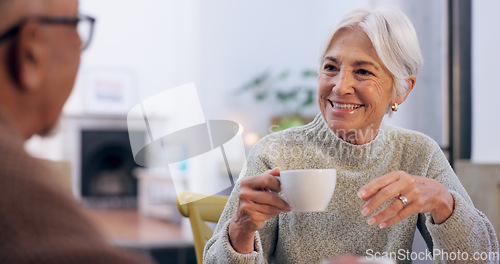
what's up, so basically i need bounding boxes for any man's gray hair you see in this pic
[318,6,423,101]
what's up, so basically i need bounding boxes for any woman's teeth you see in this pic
[330,102,361,110]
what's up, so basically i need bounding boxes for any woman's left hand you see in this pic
[357,171,454,228]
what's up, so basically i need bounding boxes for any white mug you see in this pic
[277,169,336,212]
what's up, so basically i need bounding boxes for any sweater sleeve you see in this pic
[204,137,281,263]
[203,175,267,264]
[419,144,499,263]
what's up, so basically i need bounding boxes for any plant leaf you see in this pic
[253,71,270,86]
[256,91,268,101]
[277,70,290,80]
[237,71,271,93]
[276,89,299,101]
[302,90,315,106]
[302,69,318,78]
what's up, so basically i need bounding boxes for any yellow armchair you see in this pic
[176,192,229,264]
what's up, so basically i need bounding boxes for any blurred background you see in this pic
[23,0,500,263]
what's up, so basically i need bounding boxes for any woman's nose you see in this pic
[332,71,355,96]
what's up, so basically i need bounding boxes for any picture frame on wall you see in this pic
[84,69,137,115]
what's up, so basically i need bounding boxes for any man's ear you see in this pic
[396,76,416,105]
[12,20,47,92]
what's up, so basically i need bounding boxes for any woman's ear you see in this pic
[396,76,416,105]
[13,20,47,92]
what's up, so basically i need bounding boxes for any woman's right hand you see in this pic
[228,168,292,254]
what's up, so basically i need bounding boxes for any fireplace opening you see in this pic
[81,129,143,207]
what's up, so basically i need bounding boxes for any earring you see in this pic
[391,103,399,112]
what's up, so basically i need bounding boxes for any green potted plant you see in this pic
[236,69,318,132]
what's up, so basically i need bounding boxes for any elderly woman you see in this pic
[204,7,498,264]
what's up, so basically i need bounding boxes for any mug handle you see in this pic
[272,176,289,205]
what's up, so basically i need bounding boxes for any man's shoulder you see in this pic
[0,123,66,200]
[0,124,37,166]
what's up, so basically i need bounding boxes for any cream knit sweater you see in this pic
[204,114,498,264]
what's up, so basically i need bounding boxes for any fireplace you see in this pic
[65,115,145,207]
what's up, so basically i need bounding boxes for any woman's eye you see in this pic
[323,64,338,72]
[356,69,373,76]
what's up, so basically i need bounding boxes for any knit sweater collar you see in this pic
[301,114,390,170]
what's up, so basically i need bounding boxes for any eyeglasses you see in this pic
[0,14,95,51]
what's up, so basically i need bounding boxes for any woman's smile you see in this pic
[327,99,364,113]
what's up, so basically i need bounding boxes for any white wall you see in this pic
[472,0,500,163]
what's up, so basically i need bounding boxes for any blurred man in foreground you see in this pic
[0,0,151,262]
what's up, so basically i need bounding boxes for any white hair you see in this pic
[318,6,423,101]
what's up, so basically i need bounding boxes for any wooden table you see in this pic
[84,208,196,263]
[84,208,184,243]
